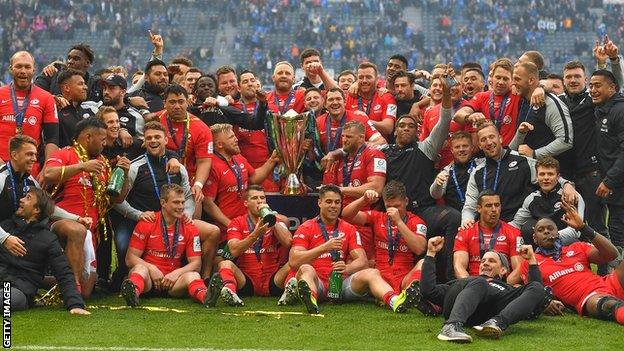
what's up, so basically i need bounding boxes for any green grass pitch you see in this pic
[7,295,624,350]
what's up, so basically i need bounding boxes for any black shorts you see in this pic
[238,271,283,297]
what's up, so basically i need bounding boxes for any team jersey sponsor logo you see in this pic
[133,231,145,240]
[31,98,39,105]
[353,160,362,167]
[193,236,201,252]
[377,240,409,252]
[352,179,361,186]
[27,116,37,125]
[208,141,214,153]
[503,115,511,124]
[120,116,129,123]
[508,161,517,168]
[574,262,584,272]
[243,246,276,255]
[416,224,427,236]
[566,250,575,257]
[355,231,362,246]
[146,249,181,259]
[386,104,397,117]
[548,267,576,282]
[374,104,381,111]
[373,158,387,173]
[497,235,506,241]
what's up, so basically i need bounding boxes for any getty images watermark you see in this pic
[2,281,10,348]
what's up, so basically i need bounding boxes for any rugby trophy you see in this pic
[268,110,309,195]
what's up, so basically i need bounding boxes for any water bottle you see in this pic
[327,270,342,301]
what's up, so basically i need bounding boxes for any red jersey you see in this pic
[204,154,255,221]
[0,84,57,164]
[233,101,270,169]
[420,102,470,168]
[345,91,397,124]
[521,242,624,314]
[267,89,305,115]
[453,221,520,276]
[129,211,201,275]
[292,218,362,282]
[45,147,111,229]
[322,145,387,206]
[466,91,522,145]
[158,111,213,179]
[226,214,285,294]
[363,210,427,270]
[316,111,381,153]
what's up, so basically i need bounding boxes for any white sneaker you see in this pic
[277,277,298,306]
[221,287,244,306]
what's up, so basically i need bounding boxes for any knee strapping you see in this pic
[596,295,624,321]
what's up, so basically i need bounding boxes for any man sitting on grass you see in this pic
[121,184,221,307]
[0,188,89,315]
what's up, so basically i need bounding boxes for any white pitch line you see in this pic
[11,346,302,351]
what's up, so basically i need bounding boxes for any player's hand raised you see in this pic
[363,190,379,203]
[427,236,444,255]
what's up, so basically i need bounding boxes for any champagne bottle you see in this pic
[105,167,125,197]
[327,270,342,301]
[218,242,235,261]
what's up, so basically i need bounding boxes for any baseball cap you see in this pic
[145,58,167,74]
[100,74,127,89]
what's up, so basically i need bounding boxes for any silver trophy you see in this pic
[268,110,309,195]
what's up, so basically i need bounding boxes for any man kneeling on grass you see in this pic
[121,184,220,307]
[283,185,412,314]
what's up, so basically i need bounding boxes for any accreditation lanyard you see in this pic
[159,214,181,258]
[386,215,408,265]
[246,215,264,261]
[451,160,475,203]
[166,113,190,162]
[10,83,32,134]
[342,144,366,187]
[482,159,501,192]
[145,153,171,200]
[326,113,347,152]
[357,96,372,115]
[273,90,295,115]
[317,217,340,261]
[6,163,29,210]
[488,93,509,131]
[478,222,501,258]
[216,152,244,198]
[518,99,532,125]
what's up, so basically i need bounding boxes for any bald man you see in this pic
[0,51,59,169]
[267,61,306,115]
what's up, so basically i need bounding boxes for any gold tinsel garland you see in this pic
[71,141,112,240]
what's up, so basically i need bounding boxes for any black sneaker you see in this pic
[437,322,472,343]
[297,280,320,314]
[120,279,139,307]
[203,273,223,308]
[406,281,441,316]
[474,318,503,339]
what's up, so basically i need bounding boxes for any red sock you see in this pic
[382,291,395,306]
[219,268,237,292]
[188,279,207,303]
[615,306,624,325]
[129,272,145,295]
[408,269,422,283]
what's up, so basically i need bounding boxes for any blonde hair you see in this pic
[95,106,118,121]
[210,123,233,137]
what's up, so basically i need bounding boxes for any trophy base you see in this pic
[282,173,307,196]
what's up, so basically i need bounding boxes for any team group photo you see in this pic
[1,0,624,350]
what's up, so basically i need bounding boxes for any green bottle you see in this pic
[327,269,342,301]
[218,242,235,261]
[105,167,125,197]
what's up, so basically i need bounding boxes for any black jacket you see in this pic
[34,69,101,102]
[129,83,164,112]
[188,103,268,129]
[595,93,624,205]
[58,103,95,148]
[0,216,85,310]
[559,90,600,176]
